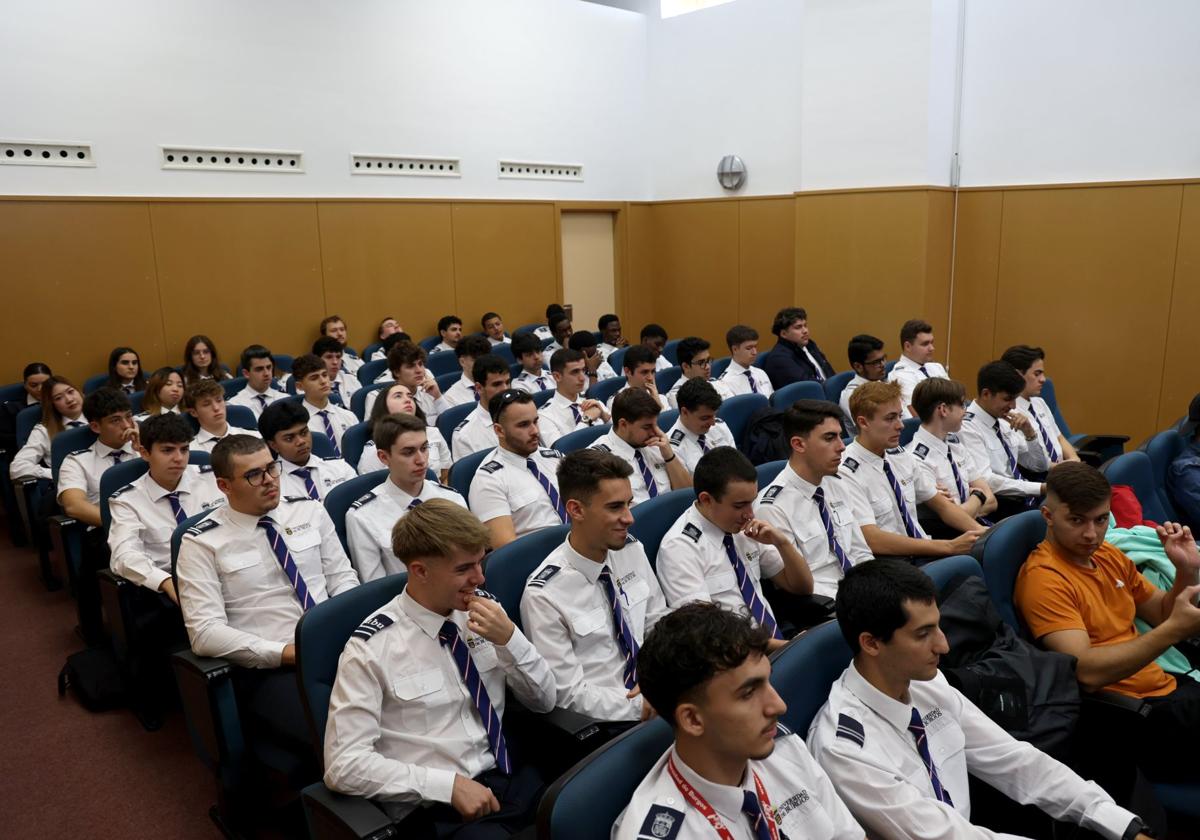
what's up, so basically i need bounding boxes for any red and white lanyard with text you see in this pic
[666,754,780,840]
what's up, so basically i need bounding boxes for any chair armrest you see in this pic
[1072,434,1130,457]
[170,649,245,777]
[540,706,606,741]
[49,513,79,529]
[97,570,130,658]
[1083,689,1151,718]
[301,782,397,840]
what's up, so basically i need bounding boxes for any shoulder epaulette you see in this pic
[454,416,471,432]
[913,443,930,460]
[198,464,214,473]
[284,495,311,503]
[836,713,865,747]
[592,442,612,453]
[473,587,499,602]
[964,411,975,421]
[761,485,783,504]
[624,533,639,545]
[682,522,703,543]
[186,518,220,536]
[320,455,344,462]
[843,457,860,473]
[636,806,684,840]
[886,446,904,455]
[538,448,562,459]
[775,721,793,738]
[350,613,394,641]
[480,460,503,474]
[69,447,90,456]
[110,483,135,499]
[436,481,462,494]
[669,429,685,445]
[946,432,960,444]
[350,491,377,510]
[528,565,561,588]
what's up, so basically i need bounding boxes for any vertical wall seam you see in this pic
[145,202,170,366]
[1155,185,1188,425]
[989,191,1005,356]
[313,201,329,315]
[448,204,459,313]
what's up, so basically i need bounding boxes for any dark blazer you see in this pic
[761,338,835,390]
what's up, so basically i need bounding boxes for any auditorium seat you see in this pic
[756,459,787,489]
[338,422,371,472]
[435,403,474,452]
[418,335,441,352]
[552,423,610,454]
[824,370,855,404]
[426,350,459,378]
[655,366,682,394]
[900,416,920,446]
[221,378,246,400]
[716,393,767,447]
[82,373,109,395]
[434,369,462,395]
[710,356,731,378]
[656,409,679,432]
[321,471,389,555]
[1141,429,1186,521]
[660,339,681,365]
[1101,451,1174,525]
[607,347,628,374]
[588,376,625,406]
[449,449,489,500]
[770,380,827,412]
[628,488,694,571]
[355,359,389,388]
[532,388,556,409]
[350,382,385,420]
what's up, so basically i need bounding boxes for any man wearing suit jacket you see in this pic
[762,307,835,390]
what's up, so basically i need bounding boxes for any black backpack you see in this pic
[937,574,1080,760]
[58,648,127,713]
[739,407,789,465]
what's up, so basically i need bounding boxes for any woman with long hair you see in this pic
[181,334,231,384]
[10,376,86,481]
[137,367,185,418]
[358,382,451,481]
[105,347,146,393]
[19,363,52,406]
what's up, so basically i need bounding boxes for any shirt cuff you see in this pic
[259,639,287,669]
[498,627,533,663]
[1083,800,1138,840]
[144,567,171,593]
[1019,479,1044,496]
[423,767,458,805]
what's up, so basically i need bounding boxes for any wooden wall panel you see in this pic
[623,203,659,336]
[947,190,1003,382]
[450,203,560,337]
[651,201,741,345]
[0,201,164,386]
[1157,183,1200,430]
[738,198,796,341]
[317,202,456,349]
[992,185,1183,444]
[795,190,943,368]
[150,201,326,366]
[922,191,955,352]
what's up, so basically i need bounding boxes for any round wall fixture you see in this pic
[717,154,746,190]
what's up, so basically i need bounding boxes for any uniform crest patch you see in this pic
[836,713,865,747]
[199,464,215,473]
[528,565,561,587]
[186,518,220,536]
[480,461,503,474]
[592,443,612,453]
[350,613,393,641]
[913,443,930,460]
[682,523,703,543]
[843,458,860,473]
[284,495,311,503]
[761,485,783,504]
[472,588,499,601]
[638,805,684,840]
[669,429,685,445]
[350,491,377,510]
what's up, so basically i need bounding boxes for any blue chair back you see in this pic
[356,359,389,387]
[450,449,490,500]
[128,391,146,414]
[899,417,921,447]
[756,459,786,489]
[361,342,383,362]
[661,339,681,365]
[716,394,768,447]
[1144,429,1186,520]
[554,423,610,454]
[1040,378,1072,438]
[772,620,851,736]
[630,488,694,570]
[588,376,626,406]
[513,323,543,337]
[923,553,984,591]
[426,350,460,378]
[418,335,441,352]
[351,382,386,420]
[226,404,257,431]
[490,344,515,365]
[770,380,826,411]
[170,509,218,575]
[437,403,476,450]
[607,347,628,374]
[537,719,673,840]
[221,378,247,400]
[532,388,556,409]
[751,349,770,370]
[657,409,679,432]
[969,509,1046,632]
[711,356,731,379]
[1102,451,1173,524]
[824,370,854,404]
[485,525,570,632]
[98,451,212,532]
[436,370,463,394]
[295,573,408,751]
[0,382,26,404]
[884,360,897,374]
[309,429,336,459]
[541,337,556,350]
[322,471,389,554]
[50,426,99,481]
[15,404,41,448]
[284,375,298,395]
[339,422,372,472]
[655,366,682,394]
[273,354,294,373]
[83,373,110,395]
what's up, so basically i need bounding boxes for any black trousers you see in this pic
[1141,675,1200,782]
[231,666,315,761]
[400,764,545,839]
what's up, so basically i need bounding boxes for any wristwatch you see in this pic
[969,489,987,504]
[1122,817,1151,839]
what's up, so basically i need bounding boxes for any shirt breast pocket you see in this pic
[217,551,262,576]
[778,791,835,840]
[569,606,610,640]
[391,668,447,730]
[144,525,174,550]
[621,576,651,630]
[704,566,738,598]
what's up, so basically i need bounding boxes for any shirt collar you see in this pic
[668,747,753,820]
[302,399,327,414]
[145,467,196,501]
[195,424,230,444]
[400,589,454,641]
[553,391,581,408]
[1015,396,1032,411]
[459,373,473,388]
[380,476,421,506]
[470,404,491,423]
[94,439,136,458]
[912,425,949,454]
[282,455,319,474]
[780,461,821,501]
[494,445,528,467]
[844,661,915,734]
[562,536,607,584]
[895,356,922,371]
[687,503,728,544]
[224,505,264,532]
[846,439,884,467]
[604,429,637,458]
[726,360,750,375]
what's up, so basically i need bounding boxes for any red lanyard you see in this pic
[666,755,780,840]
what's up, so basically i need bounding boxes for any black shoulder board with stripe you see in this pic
[669,429,685,445]
[775,721,793,738]
[480,460,503,474]
[350,491,376,510]
[843,457,859,473]
[682,522,703,543]
[913,442,930,460]
[761,485,783,505]
[186,518,220,536]
[321,455,344,462]
[198,464,214,473]
[886,446,904,455]
[436,481,462,494]
[624,533,639,545]
[70,447,90,456]
[946,432,960,444]
[527,565,561,588]
[350,613,394,641]
[836,713,865,747]
[284,495,311,503]
[110,484,134,499]
[963,411,975,421]
[592,442,612,453]
[454,417,471,432]
[538,448,562,459]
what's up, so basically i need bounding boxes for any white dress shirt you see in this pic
[193,423,261,454]
[755,463,872,599]
[357,428,452,477]
[441,373,477,409]
[323,590,555,822]
[665,418,737,473]
[11,419,87,481]
[363,388,447,428]
[467,446,566,537]
[809,664,1135,840]
[598,342,621,360]
[719,360,774,398]
[487,335,512,347]
[655,503,783,614]
[346,478,466,582]
[533,325,554,342]
[839,374,869,422]
[888,358,949,413]
[450,404,498,462]
[58,439,138,506]
[958,404,1048,498]
[304,399,358,449]
[655,354,672,373]
[537,391,595,446]
[329,369,362,410]
[279,454,357,501]
[432,342,456,355]
[906,426,987,504]
[605,384,670,414]
[665,376,732,410]
[340,354,363,376]
[512,369,553,394]
[589,429,672,506]
[1016,396,1066,464]
[227,385,286,419]
[108,466,226,592]
[177,499,359,668]
[520,535,670,721]
[613,739,862,840]
[838,440,936,539]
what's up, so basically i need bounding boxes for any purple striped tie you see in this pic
[597,567,640,690]
[257,517,315,611]
[908,707,953,805]
[439,621,511,774]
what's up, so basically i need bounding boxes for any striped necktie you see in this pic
[257,517,315,611]
[741,790,776,840]
[597,566,639,690]
[164,491,186,525]
[908,707,953,806]
[569,402,583,424]
[536,376,546,390]
[947,448,968,503]
[812,487,852,574]
[110,450,126,465]
[919,365,930,377]
[634,450,659,499]
[255,394,268,409]
[67,420,85,428]
[697,434,708,453]
[744,369,758,394]
[318,410,342,458]
[438,621,511,774]
[408,498,423,510]
[722,534,781,639]
[292,467,320,500]
[330,382,344,407]
[527,459,569,523]
[992,421,1023,479]
[1029,407,1060,463]
[882,458,923,539]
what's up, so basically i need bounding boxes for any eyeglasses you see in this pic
[488,389,530,422]
[241,460,283,486]
[691,358,712,367]
[862,355,888,369]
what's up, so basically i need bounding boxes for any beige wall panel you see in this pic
[738,198,797,345]
[560,211,617,332]
[623,204,659,336]
[947,190,1004,383]
[993,185,1182,443]
[0,201,164,386]
[150,201,326,367]
[650,201,740,346]
[317,202,456,349]
[922,191,955,354]
[1158,183,1200,430]
[451,203,559,337]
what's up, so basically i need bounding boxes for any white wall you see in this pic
[957,0,1200,186]
[0,0,650,199]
